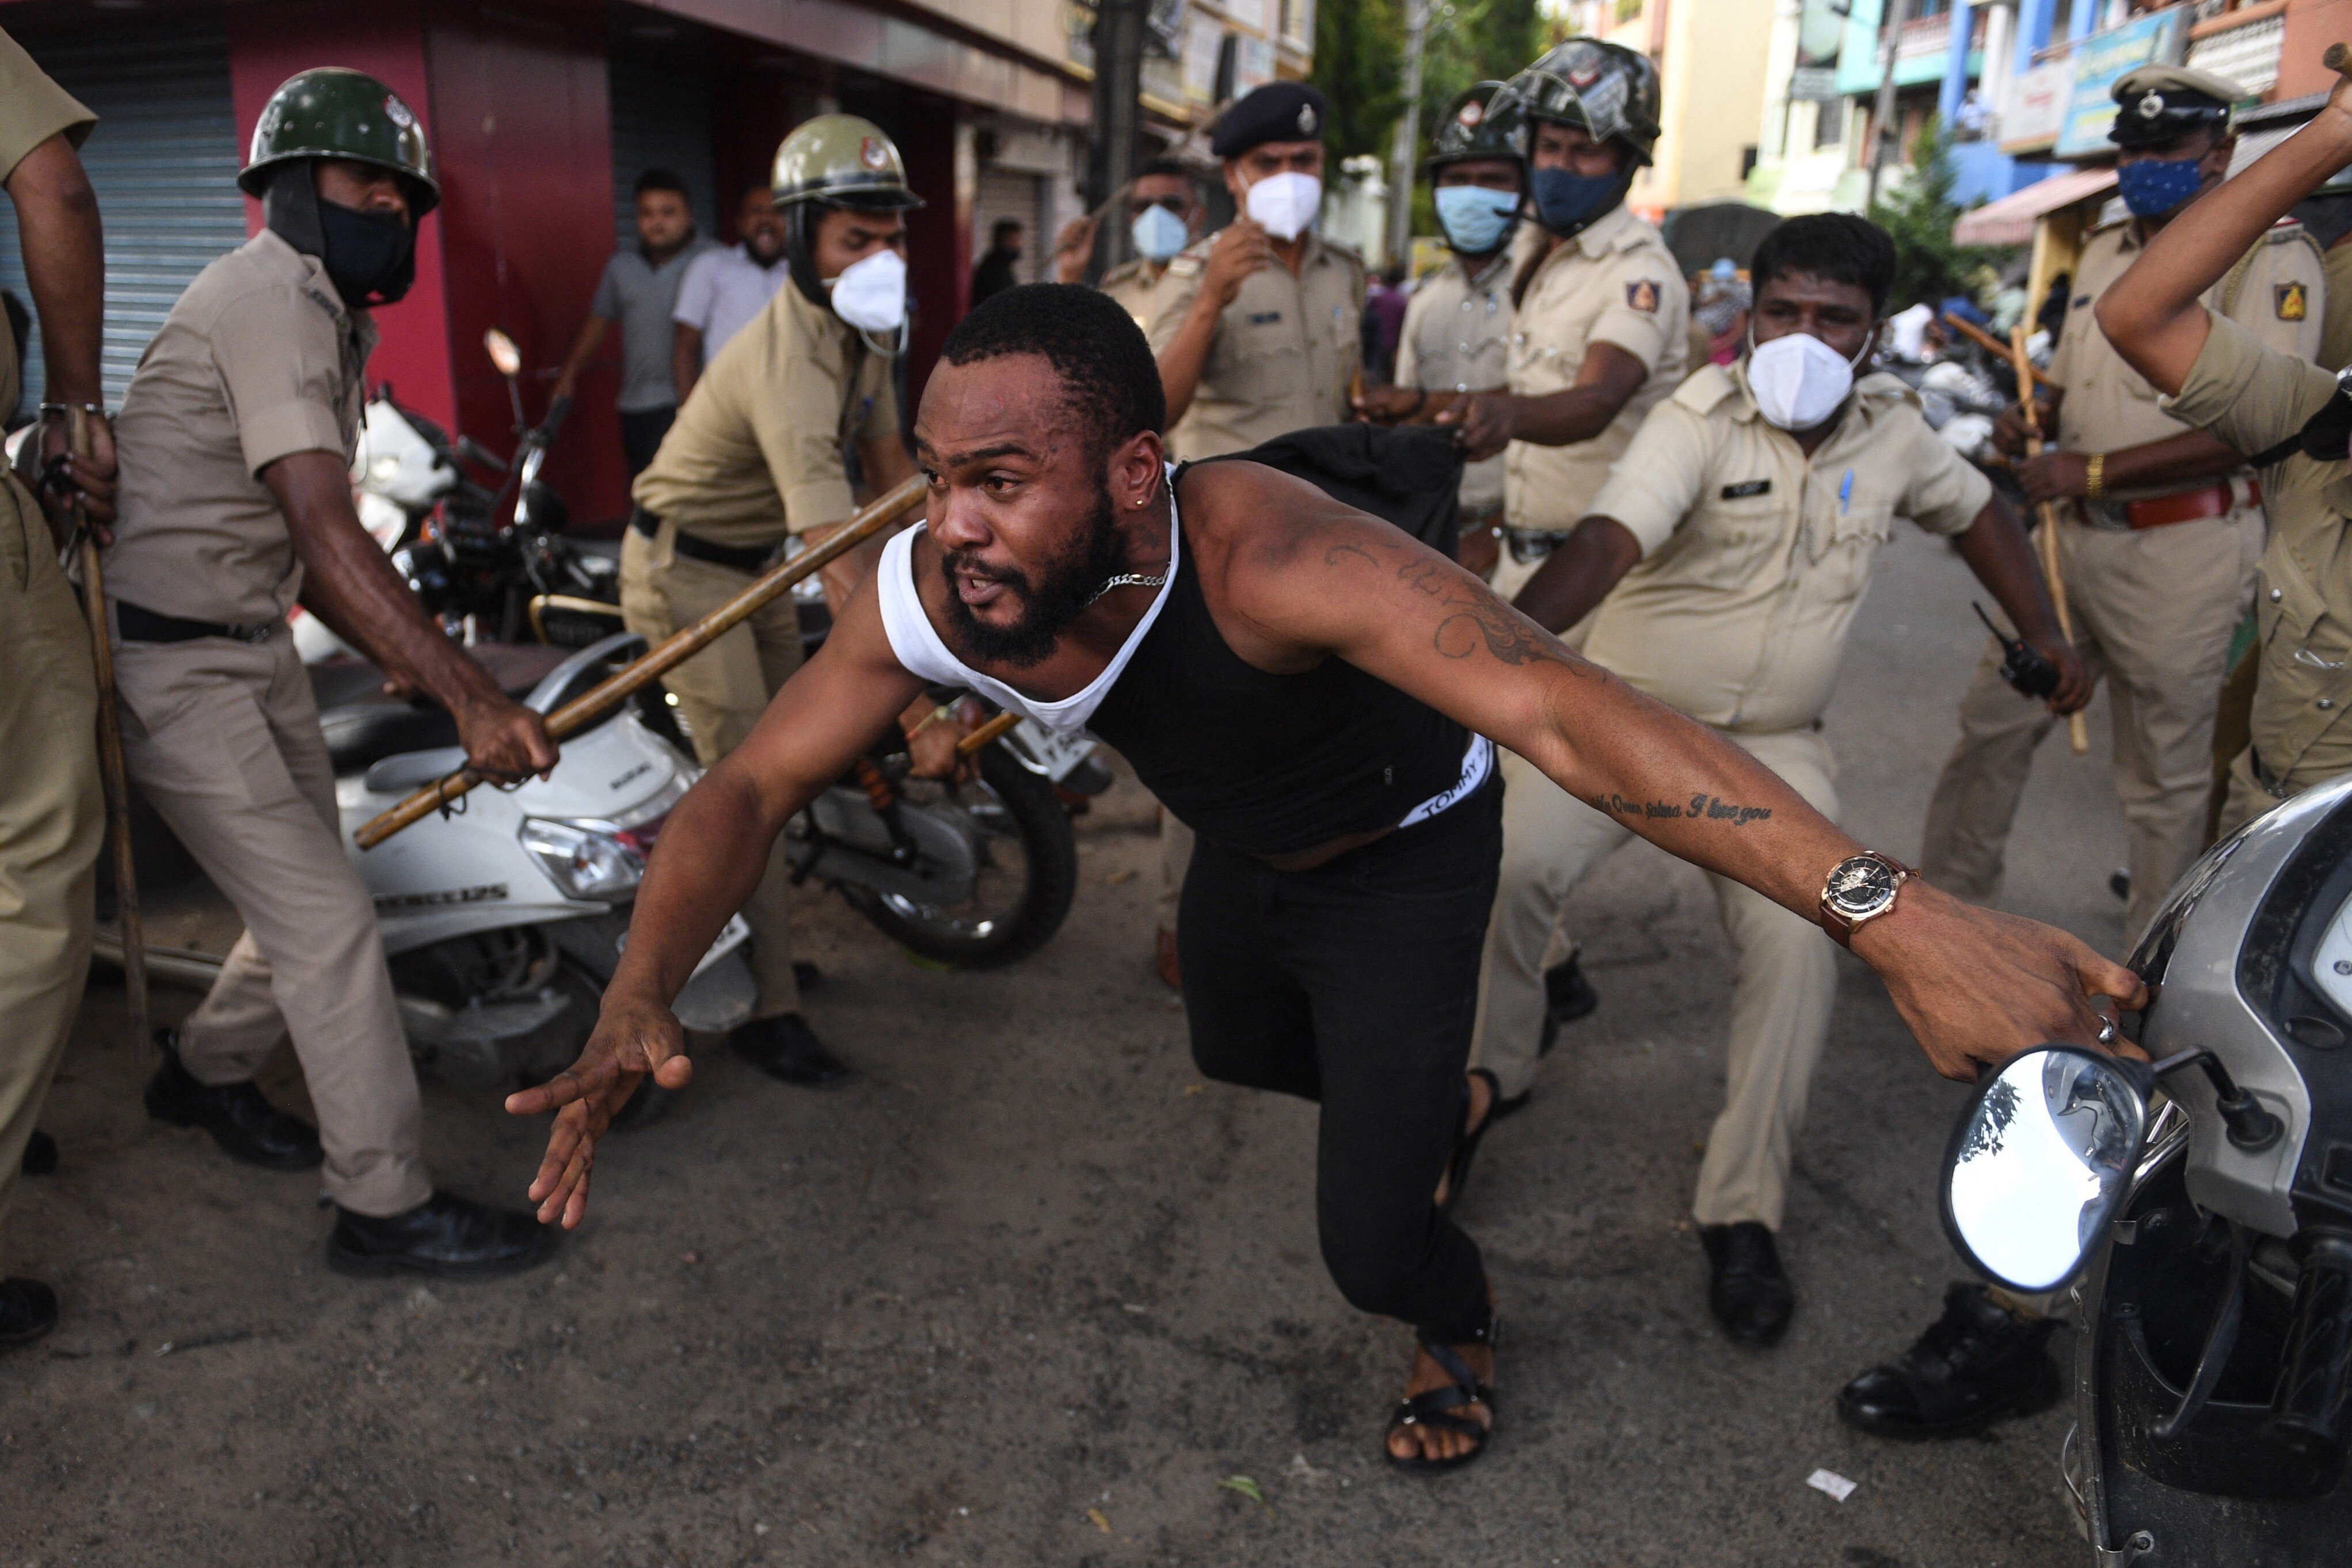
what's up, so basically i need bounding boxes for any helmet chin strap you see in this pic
[261,162,327,258]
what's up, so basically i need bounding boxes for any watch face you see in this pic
[1827,856,1898,917]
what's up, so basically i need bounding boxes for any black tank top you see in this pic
[1085,490,1472,859]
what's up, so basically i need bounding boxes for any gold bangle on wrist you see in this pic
[2084,452,2106,503]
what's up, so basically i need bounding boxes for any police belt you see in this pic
[2075,477,2257,532]
[115,599,275,645]
[631,506,780,573]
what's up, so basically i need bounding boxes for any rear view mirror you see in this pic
[1942,1045,2152,1294]
[484,328,522,378]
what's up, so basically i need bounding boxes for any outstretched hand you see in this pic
[504,994,695,1228]
[1855,878,2148,1082]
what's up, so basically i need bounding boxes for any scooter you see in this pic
[1938,772,2352,1564]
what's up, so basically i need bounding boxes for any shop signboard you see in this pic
[2001,58,2073,154]
[2055,9,2184,159]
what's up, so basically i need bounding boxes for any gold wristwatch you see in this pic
[1819,851,1911,949]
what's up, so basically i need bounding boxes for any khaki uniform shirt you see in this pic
[1504,203,1690,531]
[1581,364,1991,734]
[108,231,376,626]
[0,25,93,537]
[1147,230,1364,460]
[1396,250,1514,514]
[1099,258,1170,336]
[2319,240,2352,372]
[630,281,898,549]
[2163,312,2352,779]
[2051,219,2324,501]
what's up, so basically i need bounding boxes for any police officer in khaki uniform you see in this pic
[623,117,945,1082]
[1471,215,2085,1348]
[1921,66,2324,945]
[1052,158,1205,333]
[1145,81,1363,988]
[1356,82,1525,580]
[1837,70,2352,1451]
[1440,39,1691,603]
[0,25,108,1350]
[1149,80,1365,462]
[105,70,557,1277]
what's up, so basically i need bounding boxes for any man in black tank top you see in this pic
[509,285,2147,1474]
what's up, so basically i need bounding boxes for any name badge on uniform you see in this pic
[1720,478,1771,499]
[1248,310,1283,326]
[1625,280,1661,313]
[2278,282,2309,322]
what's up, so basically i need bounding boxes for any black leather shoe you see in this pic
[1538,952,1599,1057]
[0,1277,58,1349]
[21,1129,57,1175]
[326,1192,554,1279]
[1838,1282,2062,1439]
[1701,1221,1795,1348]
[730,1013,855,1087]
[144,1035,322,1171]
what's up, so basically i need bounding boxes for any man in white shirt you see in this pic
[672,185,790,400]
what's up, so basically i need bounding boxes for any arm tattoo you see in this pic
[1593,792,1775,826]
[1423,572,1589,672]
[1323,541,1378,568]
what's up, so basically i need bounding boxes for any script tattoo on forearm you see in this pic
[1594,793,1775,826]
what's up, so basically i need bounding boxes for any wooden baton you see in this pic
[2007,326,2092,756]
[1940,311,2052,390]
[353,476,930,850]
[68,407,152,1057]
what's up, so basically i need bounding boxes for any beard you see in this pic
[938,477,1129,670]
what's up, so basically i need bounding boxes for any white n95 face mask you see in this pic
[1744,328,1870,432]
[1244,172,1323,242]
[829,248,907,333]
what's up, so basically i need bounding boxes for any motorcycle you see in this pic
[1938,772,2352,1565]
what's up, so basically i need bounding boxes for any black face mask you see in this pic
[262,163,418,307]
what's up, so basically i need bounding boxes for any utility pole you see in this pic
[1088,0,1148,275]
[1865,0,1901,208]
[1387,0,1432,268]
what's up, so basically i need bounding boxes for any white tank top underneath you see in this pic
[875,484,1181,735]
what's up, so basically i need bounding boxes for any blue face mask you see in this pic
[1434,185,1521,255]
[2117,155,2206,219]
[1131,203,1189,262]
[1529,166,1632,237]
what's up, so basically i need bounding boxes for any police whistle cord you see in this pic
[2007,325,2092,755]
[67,407,153,1060]
[355,477,933,850]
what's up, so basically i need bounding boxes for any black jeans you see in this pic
[1177,777,1501,1339]
[619,406,675,477]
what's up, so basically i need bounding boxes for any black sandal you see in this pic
[1385,1316,1498,1474]
[1439,1068,1501,1216]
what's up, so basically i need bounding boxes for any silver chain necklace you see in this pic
[1086,569,1169,606]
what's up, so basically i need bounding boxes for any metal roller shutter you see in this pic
[0,21,246,413]
[607,47,718,252]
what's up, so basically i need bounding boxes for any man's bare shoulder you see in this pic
[1179,459,1380,572]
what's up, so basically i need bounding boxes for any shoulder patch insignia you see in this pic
[1626,280,1660,314]
[1720,478,1771,500]
[2277,281,2309,322]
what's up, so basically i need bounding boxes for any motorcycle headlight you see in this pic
[521,819,644,900]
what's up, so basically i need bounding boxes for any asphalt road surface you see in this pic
[6,523,2130,1566]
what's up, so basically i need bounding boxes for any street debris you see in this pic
[1219,1475,1272,1512]
[1807,1468,1858,1502]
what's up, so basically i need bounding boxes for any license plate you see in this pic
[1013,717,1098,782]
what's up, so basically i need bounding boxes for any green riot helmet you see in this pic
[1500,38,1662,169]
[239,67,438,215]
[1426,82,1527,176]
[772,115,924,212]
[772,115,924,321]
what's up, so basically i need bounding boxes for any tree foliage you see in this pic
[1866,117,2011,311]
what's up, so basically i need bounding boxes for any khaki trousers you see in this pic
[112,630,429,1217]
[0,496,102,1269]
[1470,728,1840,1230]
[2216,741,2352,840]
[619,528,801,1018]
[1920,510,2260,943]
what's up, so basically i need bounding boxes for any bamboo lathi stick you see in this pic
[2006,327,2091,756]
